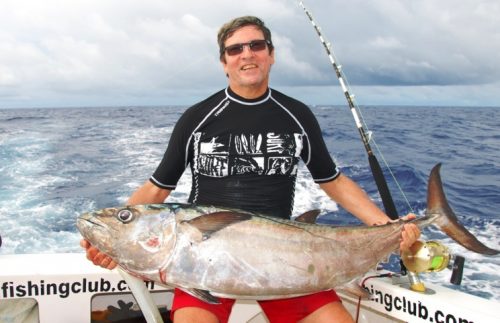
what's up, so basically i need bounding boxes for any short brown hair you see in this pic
[217,16,274,61]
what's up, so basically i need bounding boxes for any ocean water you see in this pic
[0,105,498,300]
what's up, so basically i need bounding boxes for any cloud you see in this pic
[369,36,403,50]
[0,0,499,108]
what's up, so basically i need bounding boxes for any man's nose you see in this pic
[240,44,255,57]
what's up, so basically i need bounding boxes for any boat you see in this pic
[1,252,499,322]
[1,2,498,322]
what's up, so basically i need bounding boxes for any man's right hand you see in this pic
[80,239,118,270]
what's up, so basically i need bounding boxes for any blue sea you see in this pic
[0,105,499,300]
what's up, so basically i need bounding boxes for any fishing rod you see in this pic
[298,1,399,219]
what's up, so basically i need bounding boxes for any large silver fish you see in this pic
[77,164,498,303]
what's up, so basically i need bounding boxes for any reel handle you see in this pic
[450,255,465,285]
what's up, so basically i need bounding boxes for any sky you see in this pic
[1,0,499,108]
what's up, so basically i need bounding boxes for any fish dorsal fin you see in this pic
[295,210,321,224]
[184,288,220,304]
[184,211,252,239]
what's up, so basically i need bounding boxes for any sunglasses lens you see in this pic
[225,44,244,56]
[249,40,267,51]
[224,40,269,56]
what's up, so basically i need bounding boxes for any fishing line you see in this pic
[371,140,415,214]
[297,1,414,216]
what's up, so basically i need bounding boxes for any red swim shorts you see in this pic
[170,288,341,323]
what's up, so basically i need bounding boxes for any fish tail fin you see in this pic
[427,163,499,255]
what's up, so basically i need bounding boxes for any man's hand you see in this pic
[80,239,118,270]
[399,214,421,252]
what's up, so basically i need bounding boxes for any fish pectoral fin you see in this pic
[294,209,321,224]
[184,288,220,304]
[183,211,252,239]
[337,281,372,300]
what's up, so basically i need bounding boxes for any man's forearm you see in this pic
[127,180,171,205]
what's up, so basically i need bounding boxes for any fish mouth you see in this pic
[76,213,110,237]
[78,217,105,228]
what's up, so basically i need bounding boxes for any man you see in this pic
[82,16,420,323]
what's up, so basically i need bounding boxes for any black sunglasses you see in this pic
[224,39,271,56]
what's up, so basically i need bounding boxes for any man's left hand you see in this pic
[399,214,421,252]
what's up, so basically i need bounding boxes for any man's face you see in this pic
[221,25,275,97]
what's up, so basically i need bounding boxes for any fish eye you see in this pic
[117,209,134,223]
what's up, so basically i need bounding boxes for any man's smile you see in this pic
[241,64,258,71]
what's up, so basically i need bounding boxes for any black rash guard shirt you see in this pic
[150,87,340,218]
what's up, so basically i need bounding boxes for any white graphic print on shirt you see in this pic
[193,131,303,178]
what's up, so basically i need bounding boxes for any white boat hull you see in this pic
[0,253,498,322]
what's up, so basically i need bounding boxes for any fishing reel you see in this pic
[400,240,465,292]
